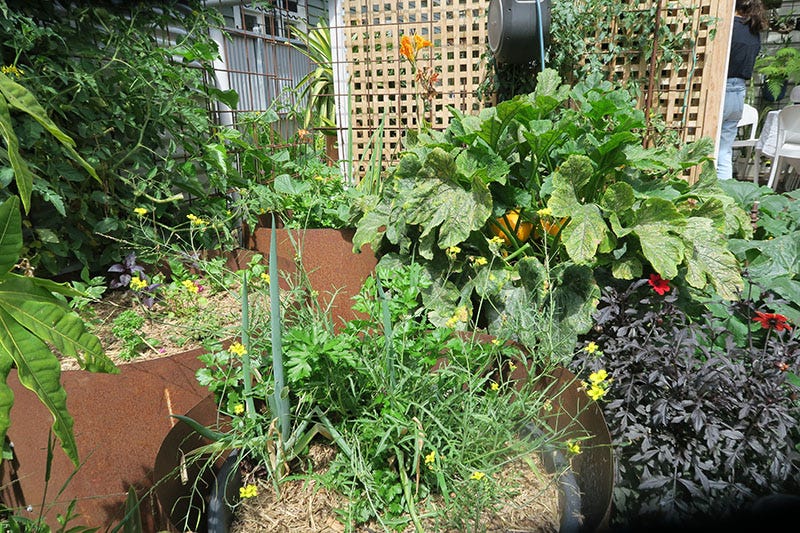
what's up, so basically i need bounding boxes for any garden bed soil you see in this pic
[62,288,242,370]
[230,442,562,533]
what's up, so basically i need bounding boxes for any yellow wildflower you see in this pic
[490,381,499,391]
[589,369,608,385]
[133,207,148,216]
[239,484,259,499]
[508,361,517,371]
[260,273,270,284]
[472,256,488,266]
[181,279,199,294]
[567,441,581,455]
[584,341,599,354]
[399,35,414,61]
[587,384,608,401]
[470,471,486,481]
[1,65,23,77]
[414,34,432,50]
[229,342,247,357]
[537,207,552,217]
[129,277,148,291]
[425,451,436,465]
[187,213,207,226]
[446,245,461,259]
[233,403,245,415]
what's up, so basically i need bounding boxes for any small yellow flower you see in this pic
[260,273,270,285]
[133,207,148,216]
[445,245,461,259]
[129,277,148,291]
[543,399,553,411]
[490,381,499,391]
[491,338,501,346]
[187,213,207,226]
[587,384,608,401]
[537,207,553,217]
[425,451,436,464]
[567,441,581,455]
[584,342,599,354]
[239,484,259,499]
[589,369,608,385]
[472,256,488,266]
[469,471,486,481]
[181,279,199,294]
[229,342,247,357]
[1,65,23,77]
[233,403,245,415]
[508,361,517,371]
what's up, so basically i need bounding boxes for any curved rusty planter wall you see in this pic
[154,364,614,533]
[0,235,377,531]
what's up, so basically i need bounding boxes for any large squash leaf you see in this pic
[682,217,743,300]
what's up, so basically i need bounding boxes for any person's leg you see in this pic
[717,78,746,180]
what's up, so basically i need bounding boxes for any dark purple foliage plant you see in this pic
[572,275,800,530]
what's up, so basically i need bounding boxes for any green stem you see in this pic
[397,451,424,532]
[240,271,256,417]
[269,214,290,442]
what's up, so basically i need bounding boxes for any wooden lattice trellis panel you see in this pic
[340,0,491,177]
[338,0,732,180]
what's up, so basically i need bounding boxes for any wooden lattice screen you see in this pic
[336,0,732,179]
[339,0,491,177]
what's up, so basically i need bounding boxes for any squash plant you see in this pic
[354,69,750,355]
[0,74,117,467]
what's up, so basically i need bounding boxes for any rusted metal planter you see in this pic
[243,226,377,327]
[0,234,376,531]
[0,347,210,531]
[153,362,614,533]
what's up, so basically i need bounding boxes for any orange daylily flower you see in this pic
[400,35,414,61]
[414,34,432,50]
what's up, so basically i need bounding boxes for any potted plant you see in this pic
[756,46,800,101]
[153,240,614,532]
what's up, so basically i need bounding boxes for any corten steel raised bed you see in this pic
[153,362,614,533]
[242,226,377,328]
[0,347,209,531]
[0,239,377,531]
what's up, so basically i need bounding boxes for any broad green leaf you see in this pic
[0,307,78,466]
[352,200,395,253]
[0,276,116,373]
[600,182,635,213]
[635,197,685,226]
[742,234,800,279]
[550,263,600,335]
[0,197,21,274]
[560,204,606,263]
[0,354,13,450]
[611,256,642,279]
[517,256,548,305]
[682,217,743,300]
[403,175,492,249]
[0,95,33,212]
[633,223,684,280]
[0,72,98,185]
[547,172,581,217]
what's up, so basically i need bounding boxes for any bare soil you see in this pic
[63,288,242,370]
[231,442,562,533]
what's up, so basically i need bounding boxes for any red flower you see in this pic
[753,311,792,332]
[648,273,671,295]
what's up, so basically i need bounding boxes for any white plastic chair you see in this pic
[766,105,800,191]
[790,85,800,104]
[732,103,760,183]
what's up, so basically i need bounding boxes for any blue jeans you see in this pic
[717,78,746,180]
